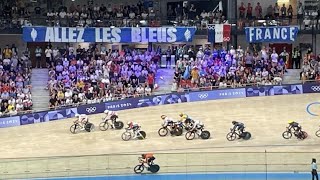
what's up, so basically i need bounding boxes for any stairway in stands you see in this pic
[154,68,175,95]
[31,69,49,111]
[282,69,302,84]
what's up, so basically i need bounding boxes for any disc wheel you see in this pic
[149,164,160,173]
[226,132,237,141]
[185,131,196,140]
[99,122,109,131]
[316,130,320,137]
[115,121,124,129]
[134,165,144,174]
[243,132,252,140]
[158,127,169,137]
[200,130,210,139]
[121,132,132,141]
[174,128,183,136]
[137,131,146,140]
[282,131,292,139]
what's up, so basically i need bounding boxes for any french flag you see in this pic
[208,24,231,43]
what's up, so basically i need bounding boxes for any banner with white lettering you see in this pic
[245,26,299,43]
[23,26,197,43]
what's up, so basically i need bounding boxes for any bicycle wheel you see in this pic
[316,130,320,137]
[85,123,95,132]
[174,128,183,136]
[243,132,252,140]
[158,127,168,137]
[137,131,146,140]
[115,121,124,129]
[226,132,237,141]
[200,130,210,139]
[70,124,80,134]
[121,132,132,141]
[149,164,160,173]
[185,131,195,140]
[134,164,144,174]
[282,131,292,139]
[299,131,308,140]
[99,122,109,131]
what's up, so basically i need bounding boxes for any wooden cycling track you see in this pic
[0,94,320,179]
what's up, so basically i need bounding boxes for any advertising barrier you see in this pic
[0,83,318,128]
[245,84,303,97]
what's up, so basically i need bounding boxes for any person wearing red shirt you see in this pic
[255,2,262,19]
[247,3,253,19]
[239,2,246,19]
[147,73,154,91]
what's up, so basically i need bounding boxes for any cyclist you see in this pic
[232,121,245,135]
[75,114,89,130]
[127,121,141,139]
[288,120,302,136]
[141,153,155,167]
[161,115,174,127]
[190,119,204,134]
[103,110,118,129]
[179,112,193,127]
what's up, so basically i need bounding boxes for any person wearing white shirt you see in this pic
[45,46,52,67]
[65,89,73,99]
[262,68,269,78]
[200,10,208,19]
[129,11,135,19]
[52,47,59,58]
[141,11,148,19]
[117,11,123,18]
[145,86,152,96]
[68,45,75,55]
[59,10,67,18]
[271,50,278,60]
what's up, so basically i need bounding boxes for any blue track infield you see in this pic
[32,172,311,180]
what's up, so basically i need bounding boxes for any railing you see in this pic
[0,151,314,179]
[3,15,320,35]
[2,79,317,118]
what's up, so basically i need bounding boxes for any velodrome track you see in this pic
[0,94,319,179]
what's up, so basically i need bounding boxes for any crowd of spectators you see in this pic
[0,44,32,116]
[300,48,320,82]
[171,45,287,92]
[46,1,159,27]
[167,3,226,29]
[47,44,159,108]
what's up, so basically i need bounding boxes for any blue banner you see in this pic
[246,84,303,97]
[302,82,320,94]
[189,88,246,102]
[23,27,197,43]
[245,26,298,43]
[0,116,20,128]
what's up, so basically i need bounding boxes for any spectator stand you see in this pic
[47,44,161,110]
[0,44,33,117]
[171,44,290,92]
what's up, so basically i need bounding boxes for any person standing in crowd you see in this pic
[166,46,172,68]
[45,46,53,68]
[292,47,300,69]
[3,45,12,60]
[239,2,245,19]
[35,46,42,68]
[312,158,319,180]
[255,2,262,19]
[297,2,304,25]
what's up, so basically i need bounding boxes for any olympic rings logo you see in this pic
[86,107,97,113]
[306,102,320,116]
[198,93,209,99]
[223,37,230,42]
[311,86,320,92]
